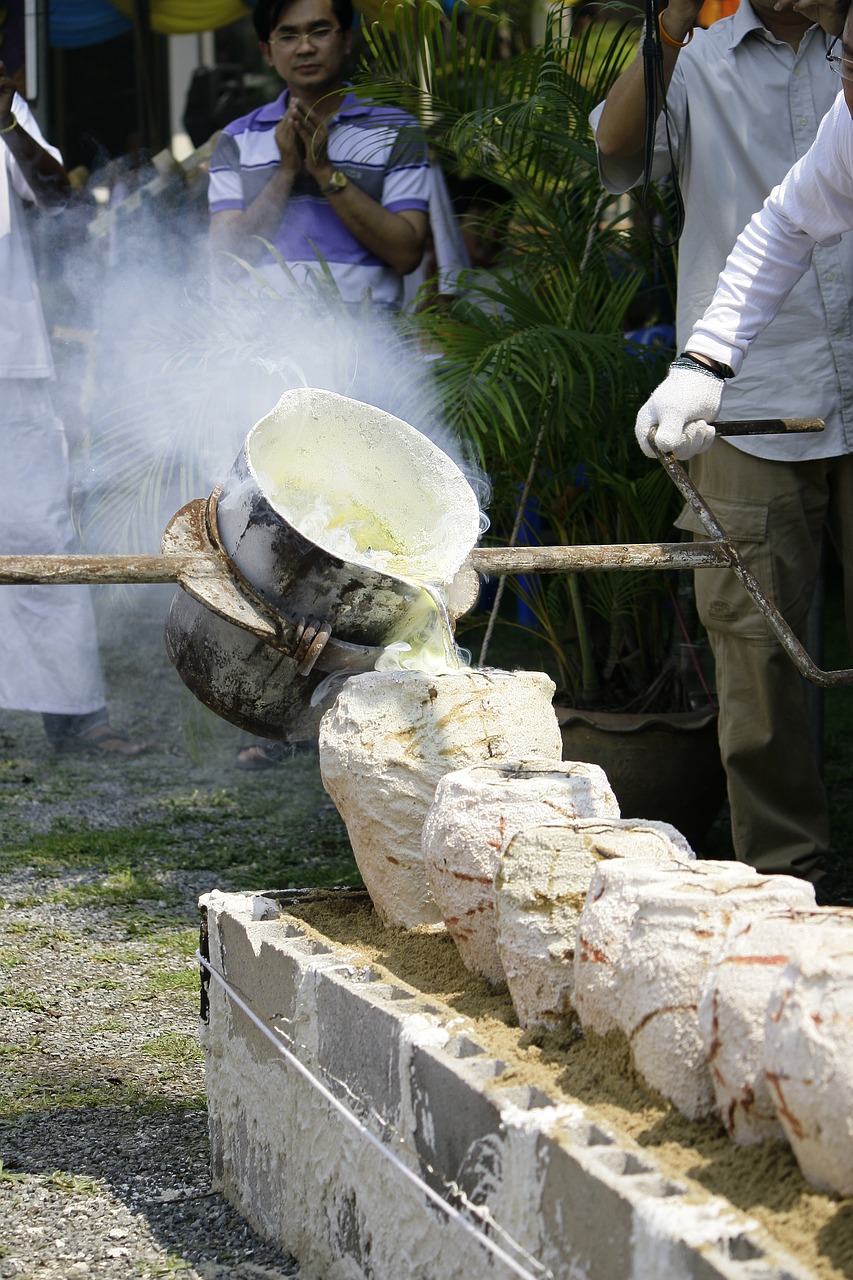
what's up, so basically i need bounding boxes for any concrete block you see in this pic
[493,821,692,1030]
[421,761,619,985]
[200,888,817,1280]
[318,669,563,929]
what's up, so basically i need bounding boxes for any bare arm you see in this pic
[210,106,304,262]
[0,64,69,207]
[295,100,428,276]
[595,0,703,161]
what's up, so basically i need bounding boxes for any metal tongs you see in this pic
[470,417,853,690]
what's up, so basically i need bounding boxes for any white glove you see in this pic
[635,360,724,461]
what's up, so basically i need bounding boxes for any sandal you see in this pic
[56,724,150,757]
[235,741,316,769]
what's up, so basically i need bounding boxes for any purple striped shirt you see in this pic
[209,89,430,308]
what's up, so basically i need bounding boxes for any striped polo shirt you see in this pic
[209,89,430,309]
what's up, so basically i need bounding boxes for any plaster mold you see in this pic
[573,849,695,1038]
[421,761,619,985]
[492,821,691,1030]
[616,862,816,1120]
[318,669,562,929]
[696,905,830,1146]
[762,911,853,1195]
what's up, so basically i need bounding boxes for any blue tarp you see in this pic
[49,0,133,48]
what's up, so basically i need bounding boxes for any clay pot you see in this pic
[421,761,619,984]
[762,911,853,1194]
[616,863,816,1120]
[318,669,563,929]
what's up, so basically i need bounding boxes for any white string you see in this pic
[197,950,550,1280]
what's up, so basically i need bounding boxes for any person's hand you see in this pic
[659,0,706,40]
[274,104,305,175]
[0,61,15,128]
[290,99,330,183]
[790,0,843,34]
[635,361,723,460]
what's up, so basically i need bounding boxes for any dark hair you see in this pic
[252,0,354,41]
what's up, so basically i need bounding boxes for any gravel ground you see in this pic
[0,587,335,1280]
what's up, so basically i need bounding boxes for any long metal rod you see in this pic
[470,543,730,574]
[0,544,733,585]
[0,553,218,585]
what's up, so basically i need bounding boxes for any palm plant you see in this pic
[358,1,696,712]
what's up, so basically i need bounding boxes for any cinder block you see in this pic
[200,889,817,1280]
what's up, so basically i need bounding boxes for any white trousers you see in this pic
[0,380,105,714]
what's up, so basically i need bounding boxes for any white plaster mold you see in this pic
[318,669,562,929]
[492,821,693,1030]
[200,888,817,1280]
[421,761,619,985]
[573,848,695,1038]
[762,911,853,1196]
[696,906,831,1145]
[615,862,816,1120]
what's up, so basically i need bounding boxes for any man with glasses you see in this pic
[208,0,430,309]
[592,0,852,887]
[208,0,431,769]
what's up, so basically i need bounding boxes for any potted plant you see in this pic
[359,1,725,845]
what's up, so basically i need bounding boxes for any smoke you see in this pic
[35,181,488,564]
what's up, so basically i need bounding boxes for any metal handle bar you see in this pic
[0,420,849,686]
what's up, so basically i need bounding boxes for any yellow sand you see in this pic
[289,891,853,1280]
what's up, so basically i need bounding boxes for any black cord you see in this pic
[640,0,685,248]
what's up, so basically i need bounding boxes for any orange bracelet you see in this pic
[658,8,694,48]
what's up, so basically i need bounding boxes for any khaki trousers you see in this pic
[677,440,853,877]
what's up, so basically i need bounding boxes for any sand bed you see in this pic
[289,889,853,1280]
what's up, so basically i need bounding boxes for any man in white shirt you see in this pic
[0,65,145,757]
[592,0,851,882]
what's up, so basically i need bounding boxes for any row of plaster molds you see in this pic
[318,669,563,929]
[575,859,817,1121]
[199,888,818,1280]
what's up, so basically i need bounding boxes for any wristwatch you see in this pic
[321,170,348,196]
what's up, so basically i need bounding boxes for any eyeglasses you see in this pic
[269,22,342,48]
[826,35,853,82]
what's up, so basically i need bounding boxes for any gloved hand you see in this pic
[635,357,725,460]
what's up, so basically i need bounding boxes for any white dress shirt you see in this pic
[591,3,853,459]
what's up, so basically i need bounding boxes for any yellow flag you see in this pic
[106,0,250,34]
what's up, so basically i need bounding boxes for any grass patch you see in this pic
[48,1170,101,1196]
[147,969,198,996]
[87,1017,130,1033]
[142,1032,204,1064]
[1,987,50,1013]
[0,1077,204,1119]
[47,869,178,909]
